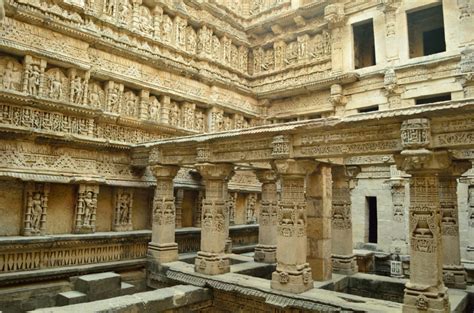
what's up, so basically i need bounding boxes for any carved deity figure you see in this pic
[30,192,43,233]
[2,60,15,89]
[89,83,101,107]
[118,193,131,225]
[195,110,204,131]
[246,194,257,223]
[148,96,160,121]
[117,0,130,25]
[80,191,96,226]
[162,15,172,43]
[49,71,63,100]
[71,76,83,104]
[27,65,41,95]
[138,7,153,34]
[104,0,115,16]
[107,86,121,113]
[212,36,221,60]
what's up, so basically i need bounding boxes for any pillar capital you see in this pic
[395,150,452,174]
[150,164,179,179]
[272,159,317,177]
[255,169,278,183]
[196,163,234,180]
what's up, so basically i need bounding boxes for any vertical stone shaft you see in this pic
[148,165,179,264]
[331,166,359,275]
[195,163,234,275]
[403,173,449,312]
[175,188,184,229]
[254,170,278,263]
[307,164,332,281]
[440,167,469,289]
[271,159,316,294]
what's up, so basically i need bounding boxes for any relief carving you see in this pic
[74,184,99,233]
[113,188,134,231]
[23,182,50,236]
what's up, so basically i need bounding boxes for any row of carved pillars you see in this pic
[147,157,470,308]
[147,160,347,293]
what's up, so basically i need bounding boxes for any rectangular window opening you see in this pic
[367,196,378,244]
[353,20,376,69]
[357,105,379,113]
[407,5,446,58]
[415,93,451,105]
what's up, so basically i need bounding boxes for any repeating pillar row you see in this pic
[271,159,317,294]
[194,163,234,275]
[148,165,180,264]
[254,169,278,263]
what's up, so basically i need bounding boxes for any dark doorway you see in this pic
[367,196,378,243]
[353,19,376,69]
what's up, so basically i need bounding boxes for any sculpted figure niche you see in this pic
[74,185,99,233]
[113,188,134,231]
[23,183,50,236]
[27,65,41,95]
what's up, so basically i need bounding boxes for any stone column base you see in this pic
[148,242,178,264]
[195,251,230,275]
[443,265,467,289]
[403,284,450,313]
[254,245,276,263]
[74,225,95,234]
[113,224,133,232]
[270,266,313,294]
[332,254,358,275]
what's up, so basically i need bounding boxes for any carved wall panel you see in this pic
[0,56,23,92]
[23,182,50,236]
[74,184,99,233]
[113,188,134,231]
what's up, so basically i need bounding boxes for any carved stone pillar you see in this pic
[148,165,179,264]
[440,162,471,289]
[193,190,204,227]
[23,182,50,236]
[378,0,401,62]
[160,95,171,125]
[307,164,332,281]
[175,188,184,229]
[331,165,359,275]
[324,4,345,73]
[113,187,134,231]
[395,118,451,313]
[195,163,234,275]
[138,90,150,120]
[228,192,236,226]
[271,159,317,294]
[74,184,99,234]
[468,184,474,261]
[131,0,142,32]
[254,170,278,263]
[208,106,224,133]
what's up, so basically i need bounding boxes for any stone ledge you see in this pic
[29,285,212,313]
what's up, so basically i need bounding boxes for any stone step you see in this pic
[120,282,135,296]
[56,291,87,306]
[74,272,122,301]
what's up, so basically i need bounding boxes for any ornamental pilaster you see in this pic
[377,0,401,62]
[270,159,317,294]
[194,163,234,275]
[254,169,278,263]
[324,3,345,73]
[395,118,451,313]
[439,161,471,289]
[148,165,180,264]
[331,165,360,275]
[307,163,333,281]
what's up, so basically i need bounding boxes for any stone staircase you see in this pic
[56,272,135,306]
